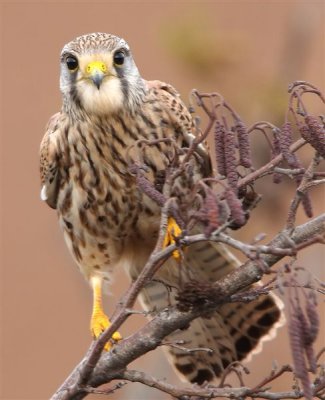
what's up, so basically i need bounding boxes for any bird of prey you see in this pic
[40,33,283,384]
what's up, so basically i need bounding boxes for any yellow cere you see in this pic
[86,61,107,75]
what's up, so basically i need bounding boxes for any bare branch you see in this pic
[51,214,325,400]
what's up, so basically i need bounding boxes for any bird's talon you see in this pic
[103,342,112,351]
[112,331,123,341]
[163,217,182,260]
[91,310,122,351]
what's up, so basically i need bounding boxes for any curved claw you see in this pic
[90,276,122,351]
[163,217,182,260]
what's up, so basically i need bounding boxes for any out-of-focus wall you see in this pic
[0,2,324,399]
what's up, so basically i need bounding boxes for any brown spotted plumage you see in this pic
[40,33,283,383]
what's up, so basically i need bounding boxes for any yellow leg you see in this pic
[163,217,182,261]
[90,276,122,351]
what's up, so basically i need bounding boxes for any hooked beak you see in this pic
[91,71,104,90]
[86,61,107,90]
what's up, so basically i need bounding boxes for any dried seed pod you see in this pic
[129,164,166,206]
[203,191,221,237]
[304,115,325,159]
[288,311,312,400]
[136,173,166,206]
[295,303,312,346]
[301,193,313,218]
[227,189,259,229]
[305,292,319,345]
[296,303,317,385]
[235,120,252,168]
[278,122,301,168]
[224,128,239,193]
[275,122,313,217]
[272,130,283,184]
[225,187,246,228]
[196,189,226,237]
[298,121,312,143]
[305,345,317,373]
[214,121,227,176]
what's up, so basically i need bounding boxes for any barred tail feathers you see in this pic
[127,241,284,384]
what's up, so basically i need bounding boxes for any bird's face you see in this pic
[60,33,145,115]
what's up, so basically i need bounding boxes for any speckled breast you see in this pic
[55,106,174,276]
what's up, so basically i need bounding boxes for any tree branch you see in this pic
[119,368,311,399]
[50,214,325,400]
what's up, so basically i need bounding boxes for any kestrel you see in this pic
[40,33,283,384]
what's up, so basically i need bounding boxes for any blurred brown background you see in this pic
[0,1,324,399]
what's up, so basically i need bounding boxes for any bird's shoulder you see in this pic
[145,79,192,129]
[145,79,180,98]
[144,80,212,176]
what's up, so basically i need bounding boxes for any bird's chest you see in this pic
[56,117,165,248]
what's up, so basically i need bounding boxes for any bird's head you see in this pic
[60,33,146,115]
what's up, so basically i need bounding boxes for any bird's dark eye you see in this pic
[113,51,125,66]
[66,56,79,71]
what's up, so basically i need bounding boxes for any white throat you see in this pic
[79,77,124,115]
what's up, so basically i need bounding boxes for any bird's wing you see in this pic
[146,79,212,175]
[39,112,61,209]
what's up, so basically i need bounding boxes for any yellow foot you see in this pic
[90,276,122,351]
[163,217,183,261]
[91,310,122,351]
